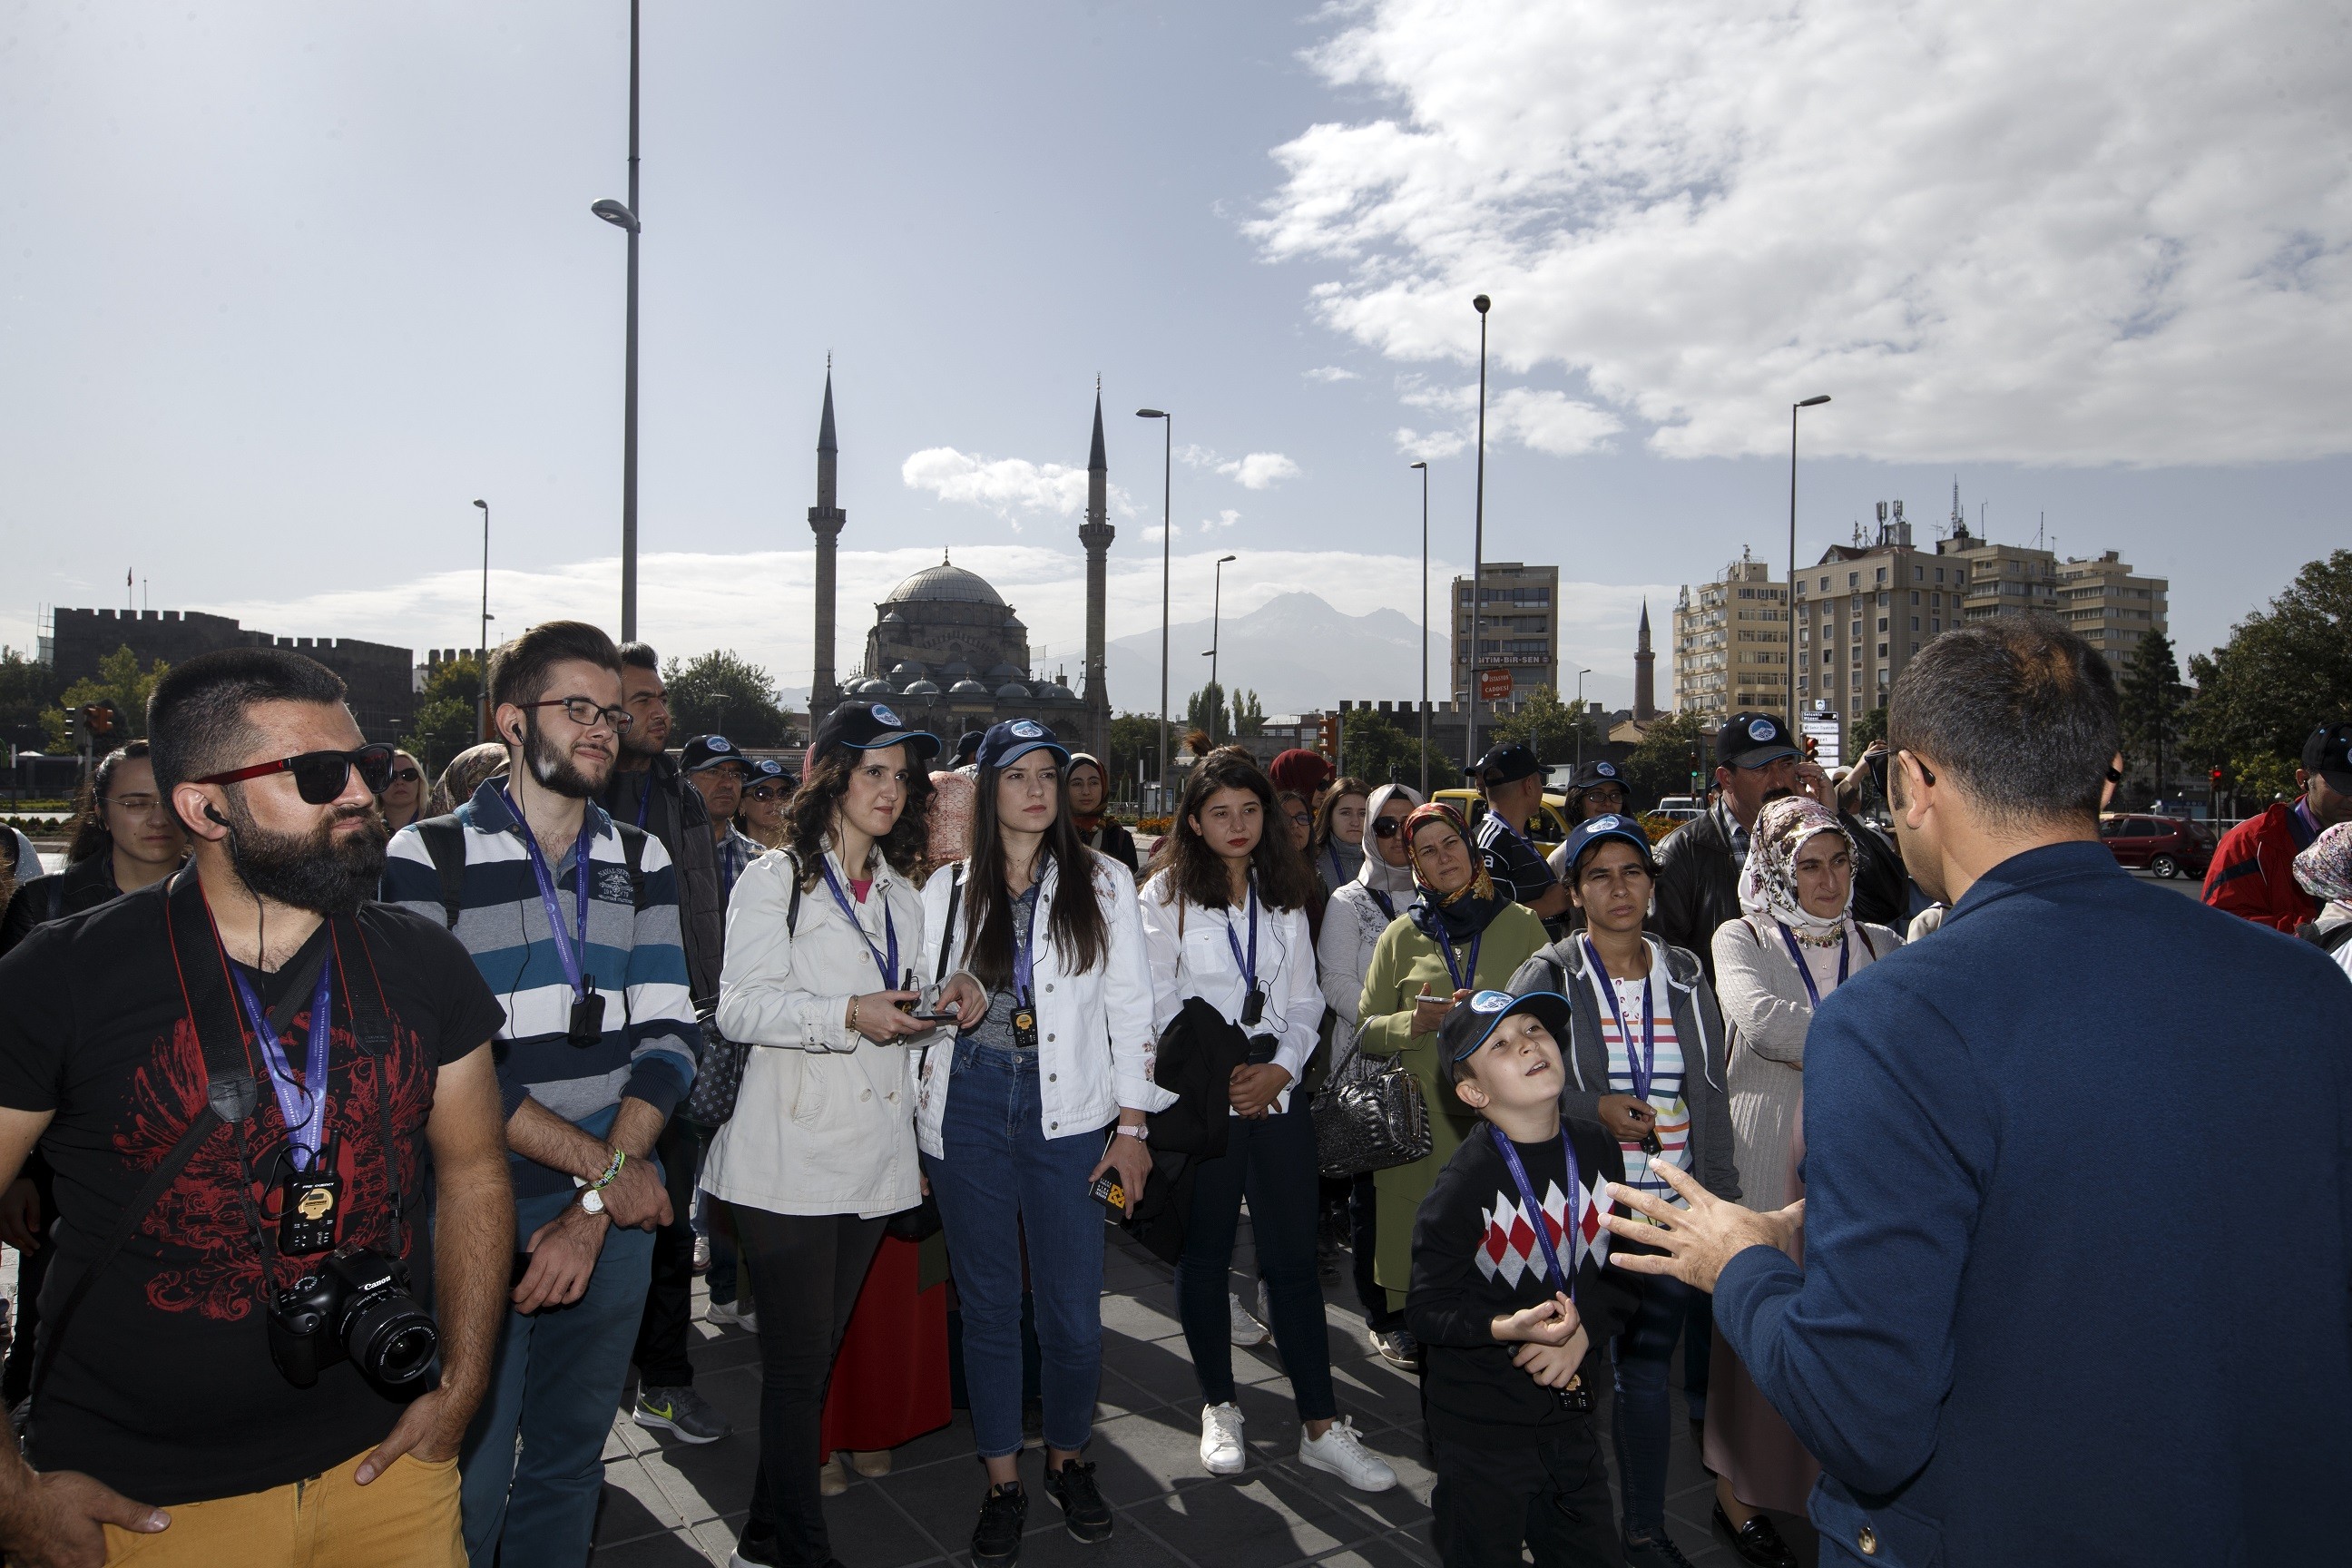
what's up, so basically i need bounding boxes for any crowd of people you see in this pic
[0,612,2341,1568]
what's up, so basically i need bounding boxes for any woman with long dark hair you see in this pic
[1063,751,1138,875]
[0,740,187,952]
[701,701,965,1568]
[1139,747,1397,1493]
[1308,776,1372,893]
[915,720,1171,1566]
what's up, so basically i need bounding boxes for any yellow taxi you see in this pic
[1432,788,1575,857]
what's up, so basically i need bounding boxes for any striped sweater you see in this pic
[381,780,698,1199]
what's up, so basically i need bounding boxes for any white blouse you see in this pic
[1137,871,1322,1115]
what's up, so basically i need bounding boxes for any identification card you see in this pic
[1089,1172,1126,1218]
[567,983,606,1046]
[279,1167,342,1255]
[1011,1005,1040,1050]
[1240,986,1266,1026]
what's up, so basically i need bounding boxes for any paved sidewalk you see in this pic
[589,1228,1818,1567]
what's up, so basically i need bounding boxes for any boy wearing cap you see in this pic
[1406,990,1635,1567]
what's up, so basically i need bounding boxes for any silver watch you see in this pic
[579,1186,607,1216]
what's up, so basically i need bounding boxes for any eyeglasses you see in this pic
[196,745,397,805]
[1288,812,1313,828]
[747,784,788,802]
[1372,818,1404,838]
[387,768,423,785]
[520,696,633,734]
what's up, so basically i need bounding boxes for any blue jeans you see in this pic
[923,1038,1110,1458]
[459,1171,657,1566]
[1610,1270,1712,1539]
[1174,1104,1336,1421]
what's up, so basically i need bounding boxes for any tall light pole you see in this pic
[1137,408,1171,806]
[1206,554,1237,743]
[1465,294,1493,773]
[1410,459,1430,794]
[591,0,643,640]
[1573,667,1592,772]
[474,499,491,740]
[1788,394,1830,720]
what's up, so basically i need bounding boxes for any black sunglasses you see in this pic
[747,784,787,801]
[198,745,397,805]
[387,767,424,785]
[1372,818,1405,838]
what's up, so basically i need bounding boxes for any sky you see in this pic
[5,0,2347,715]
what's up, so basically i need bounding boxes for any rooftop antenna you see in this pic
[2034,511,2047,551]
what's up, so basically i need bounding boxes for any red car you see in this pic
[2096,813,2214,879]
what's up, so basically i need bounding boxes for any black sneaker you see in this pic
[1623,1531,1700,1568]
[973,1481,1029,1567]
[1043,1458,1114,1544]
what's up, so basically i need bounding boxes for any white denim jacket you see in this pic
[701,846,924,1219]
[1137,870,1323,1115]
[914,851,1174,1159]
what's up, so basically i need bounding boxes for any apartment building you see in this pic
[1451,562,1560,703]
[1672,551,1788,722]
[2054,550,2169,659]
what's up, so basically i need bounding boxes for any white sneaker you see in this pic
[1229,1291,1269,1347]
[1298,1416,1396,1492]
[1257,1279,1274,1331]
[707,1298,759,1333]
[1199,1401,1247,1475]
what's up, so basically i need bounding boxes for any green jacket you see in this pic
[1352,902,1551,1294]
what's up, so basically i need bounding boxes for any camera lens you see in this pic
[347,1293,439,1387]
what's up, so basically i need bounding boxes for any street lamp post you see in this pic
[1137,408,1171,808]
[1574,667,1592,772]
[1465,294,1492,772]
[1410,459,1430,794]
[1788,394,1830,721]
[474,498,491,740]
[1207,554,1237,744]
[591,0,643,641]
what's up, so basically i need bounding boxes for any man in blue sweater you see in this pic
[1603,618,2348,1565]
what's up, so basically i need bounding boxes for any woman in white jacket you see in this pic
[1140,747,1397,1494]
[701,701,965,1568]
[914,720,1171,1567]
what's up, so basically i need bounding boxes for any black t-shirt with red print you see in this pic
[0,873,503,1505]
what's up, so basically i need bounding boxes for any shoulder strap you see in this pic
[783,850,805,936]
[2317,921,2352,956]
[47,875,65,925]
[614,821,649,910]
[416,817,467,930]
[935,863,965,985]
[1856,924,1880,960]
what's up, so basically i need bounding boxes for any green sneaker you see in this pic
[634,1384,730,1445]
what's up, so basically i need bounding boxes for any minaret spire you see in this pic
[808,365,847,710]
[1079,384,1116,760]
[1633,598,1658,721]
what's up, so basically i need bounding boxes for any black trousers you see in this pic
[1431,1425,1624,1568]
[1348,1171,1397,1330]
[631,1115,702,1388]
[733,1207,885,1567]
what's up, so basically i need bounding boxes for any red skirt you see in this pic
[819,1234,951,1454]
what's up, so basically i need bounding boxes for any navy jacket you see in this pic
[1717,840,2351,1566]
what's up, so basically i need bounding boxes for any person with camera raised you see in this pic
[381,620,700,1568]
[0,647,514,1567]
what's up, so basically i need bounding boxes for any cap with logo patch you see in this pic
[2303,721,2352,793]
[808,701,942,766]
[679,734,750,774]
[1438,988,1575,1090]
[1716,711,1799,770]
[1557,813,1657,881]
[1570,759,1625,792]
[976,719,1069,774]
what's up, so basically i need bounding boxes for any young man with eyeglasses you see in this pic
[0,647,515,1567]
[380,620,701,1565]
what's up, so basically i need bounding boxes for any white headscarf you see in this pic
[1358,783,1423,903]
[1738,794,1855,941]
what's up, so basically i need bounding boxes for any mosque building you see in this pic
[806,373,1115,760]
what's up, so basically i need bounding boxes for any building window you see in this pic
[1914,565,1925,581]
[1910,642,1920,655]
[1877,617,1889,632]
[1877,667,1891,688]
[1876,567,1887,583]
[1877,642,1889,658]
[1877,592,1889,607]
[1850,646,1861,665]
[1909,591,1919,605]
[1910,615,1920,632]
[1931,617,1940,632]
[1847,573,1859,588]
[1930,593,1940,608]
[1819,575,1830,591]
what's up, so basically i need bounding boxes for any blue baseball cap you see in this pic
[1557,813,1656,880]
[1438,989,1574,1089]
[808,701,942,765]
[975,719,1068,773]
[680,734,749,774]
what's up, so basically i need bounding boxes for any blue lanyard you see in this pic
[634,779,652,831]
[1438,927,1484,993]
[819,857,900,989]
[1368,887,1395,920]
[230,959,335,1172]
[1221,878,1260,994]
[1583,936,1656,1105]
[1326,842,1345,885]
[1012,884,1041,1004]
[505,787,593,1001]
[1493,1128,1580,1302]
[1776,921,1850,1010]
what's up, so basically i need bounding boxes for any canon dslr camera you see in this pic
[269,1246,439,1393]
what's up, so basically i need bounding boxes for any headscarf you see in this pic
[1065,751,1109,835]
[1357,783,1423,908]
[1739,794,1856,941]
[1268,748,1335,798]
[1403,800,1512,944]
[2293,820,2352,906]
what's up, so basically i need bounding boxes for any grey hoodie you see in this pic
[1506,933,1741,1203]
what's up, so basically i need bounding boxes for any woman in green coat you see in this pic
[1351,800,1550,1304]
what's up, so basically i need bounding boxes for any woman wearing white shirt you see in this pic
[1139,747,1397,1493]
[702,701,962,1568]
[916,720,1172,1568]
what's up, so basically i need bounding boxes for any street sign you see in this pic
[1801,714,1843,771]
[1477,668,1514,703]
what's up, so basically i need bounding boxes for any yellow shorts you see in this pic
[103,1446,462,1568]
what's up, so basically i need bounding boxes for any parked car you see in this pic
[1433,788,1574,855]
[2097,813,2214,879]
[1639,795,1705,842]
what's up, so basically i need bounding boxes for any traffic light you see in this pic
[2210,767,2223,785]
[1803,735,1819,763]
[83,701,121,743]
[1315,712,1341,760]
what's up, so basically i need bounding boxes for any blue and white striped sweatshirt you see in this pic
[381,780,698,1200]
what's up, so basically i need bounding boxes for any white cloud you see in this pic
[1177,443,1304,489]
[900,447,1111,525]
[1250,0,2352,466]
[1303,366,1359,382]
[1393,426,1465,460]
[1200,509,1243,534]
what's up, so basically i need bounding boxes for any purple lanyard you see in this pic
[635,780,652,831]
[1776,921,1850,1010]
[819,858,900,989]
[230,959,334,1172]
[1012,884,1041,1004]
[1582,936,1655,1105]
[1493,1128,1579,1302]
[505,787,593,1000]
[1221,879,1260,992]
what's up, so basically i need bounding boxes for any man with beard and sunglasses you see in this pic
[0,647,514,1568]
[380,620,700,1568]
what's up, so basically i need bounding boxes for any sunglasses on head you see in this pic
[197,745,397,805]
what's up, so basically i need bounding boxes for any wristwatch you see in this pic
[579,1186,607,1216]
[1115,1123,1150,1143]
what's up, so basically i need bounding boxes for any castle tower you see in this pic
[1078,385,1115,760]
[808,367,846,710]
[1634,599,1657,720]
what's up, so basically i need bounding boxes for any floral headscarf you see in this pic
[2293,820,2352,906]
[1403,800,1509,943]
[1738,795,1856,940]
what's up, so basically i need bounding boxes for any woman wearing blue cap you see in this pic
[916,719,1176,1568]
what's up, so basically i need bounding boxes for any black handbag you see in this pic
[681,862,806,1128]
[884,1193,942,1241]
[1308,1021,1432,1179]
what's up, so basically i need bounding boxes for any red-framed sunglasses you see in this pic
[196,745,397,805]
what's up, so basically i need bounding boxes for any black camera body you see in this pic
[268,1246,439,1394]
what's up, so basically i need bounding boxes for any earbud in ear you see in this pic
[202,804,230,827]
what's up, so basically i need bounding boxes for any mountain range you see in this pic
[1104,591,1449,718]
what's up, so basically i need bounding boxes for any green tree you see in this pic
[2116,629,2188,798]
[1183,681,1227,739]
[1105,713,1162,806]
[2182,549,2352,778]
[1620,710,1712,808]
[400,657,485,776]
[664,651,799,748]
[1487,685,1596,768]
[0,648,67,745]
[42,645,168,749]
[1341,708,1449,789]
[1850,705,1888,752]
[1230,689,1266,740]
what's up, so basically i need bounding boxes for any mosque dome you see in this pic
[884,559,1005,607]
[903,680,942,695]
[995,681,1031,701]
[855,677,890,695]
[949,679,990,696]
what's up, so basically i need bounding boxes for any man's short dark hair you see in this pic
[148,648,349,795]
[1886,616,2118,827]
[488,621,625,713]
[616,641,660,673]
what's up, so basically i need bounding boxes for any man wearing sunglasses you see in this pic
[0,647,515,1567]
[381,620,701,1566]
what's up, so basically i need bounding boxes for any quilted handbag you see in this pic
[1309,1022,1432,1179]
[681,1014,749,1128]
